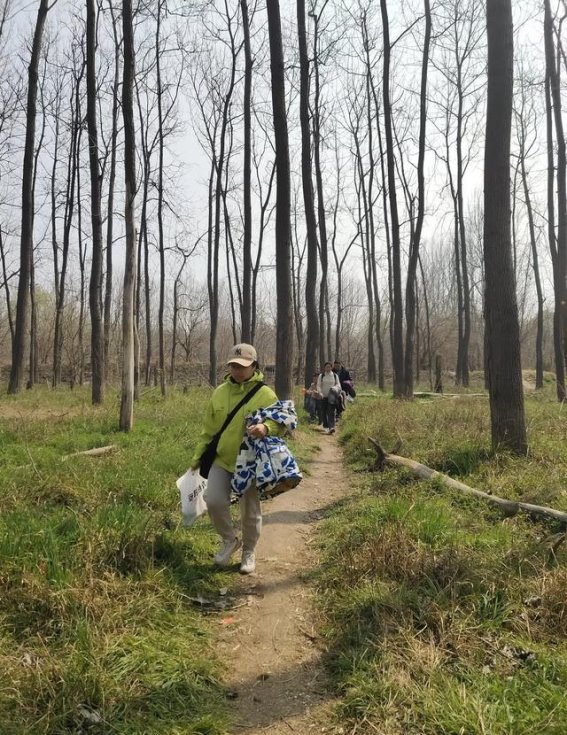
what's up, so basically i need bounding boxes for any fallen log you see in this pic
[368,437,567,525]
[62,445,117,461]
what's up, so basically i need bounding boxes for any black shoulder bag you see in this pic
[198,381,264,479]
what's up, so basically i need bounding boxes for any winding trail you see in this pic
[216,434,346,734]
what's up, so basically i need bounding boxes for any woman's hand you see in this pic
[248,423,269,439]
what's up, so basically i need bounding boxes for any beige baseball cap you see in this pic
[227,343,257,367]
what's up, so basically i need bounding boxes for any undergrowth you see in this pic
[316,384,567,735]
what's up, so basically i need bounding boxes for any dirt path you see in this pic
[217,433,346,734]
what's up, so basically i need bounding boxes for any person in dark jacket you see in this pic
[333,360,355,397]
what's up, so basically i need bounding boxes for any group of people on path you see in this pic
[303,359,355,434]
[188,343,354,575]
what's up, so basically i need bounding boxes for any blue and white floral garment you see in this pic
[231,401,303,498]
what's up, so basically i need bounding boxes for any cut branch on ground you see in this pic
[368,437,567,525]
[62,445,117,460]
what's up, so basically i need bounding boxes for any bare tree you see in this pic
[380,0,404,397]
[103,0,121,383]
[87,0,105,403]
[120,0,137,431]
[240,0,253,342]
[310,1,331,363]
[8,0,52,394]
[266,0,294,398]
[297,0,319,385]
[403,0,431,396]
[29,51,49,387]
[514,75,544,390]
[544,0,566,402]
[431,0,484,387]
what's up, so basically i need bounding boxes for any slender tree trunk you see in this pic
[311,9,329,365]
[155,0,167,397]
[0,228,14,342]
[9,0,50,394]
[28,70,47,388]
[171,256,186,384]
[28,251,38,388]
[143,173,152,387]
[76,151,86,386]
[517,105,544,390]
[206,153,217,385]
[483,0,526,453]
[223,121,242,341]
[291,199,305,384]
[240,0,253,342]
[266,0,294,398]
[297,0,318,386]
[544,0,566,401]
[209,49,238,385]
[87,0,104,404]
[403,0,431,397]
[120,0,137,431]
[355,120,377,384]
[54,75,80,388]
[418,254,433,389]
[362,19,378,384]
[251,159,276,343]
[104,1,120,383]
[380,0,404,397]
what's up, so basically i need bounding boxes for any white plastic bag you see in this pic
[177,469,207,527]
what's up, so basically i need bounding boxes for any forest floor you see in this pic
[217,430,345,734]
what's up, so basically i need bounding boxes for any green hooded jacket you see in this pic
[190,370,283,473]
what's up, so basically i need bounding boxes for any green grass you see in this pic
[0,384,284,735]
[4,380,566,733]
[316,383,567,735]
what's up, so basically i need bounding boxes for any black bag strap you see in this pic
[213,381,265,442]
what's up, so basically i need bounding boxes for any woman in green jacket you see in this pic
[191,344,281,574]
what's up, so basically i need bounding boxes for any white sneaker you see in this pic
[240,550,256,574]
[214,537,241,567]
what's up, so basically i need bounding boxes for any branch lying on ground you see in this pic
[62,445,117,461]
[413,392,486,399]
[368,437,567,526]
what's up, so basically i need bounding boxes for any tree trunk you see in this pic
[104,1,121,383]
[266,0,294,399]
[28,68,47,388]
[155,0,167,397]
[251,158,276,343]
[120,0,137,432]
[54,68,81,388]
[9,0,50,394]
[0,228,14,343]
[209,42,238,386]
[297,0,319,387]
[517,98,544,390]
[483,0,526,453]
[76,149,86,387]
[380,0,404,397]
[544,0,567,402]
[240,0,253,343]
[311,9,329,366]
[403,0,431,397]
[87,0,105,404]
[206,152,218,385]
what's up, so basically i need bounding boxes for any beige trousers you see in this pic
[205,463,262,552]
